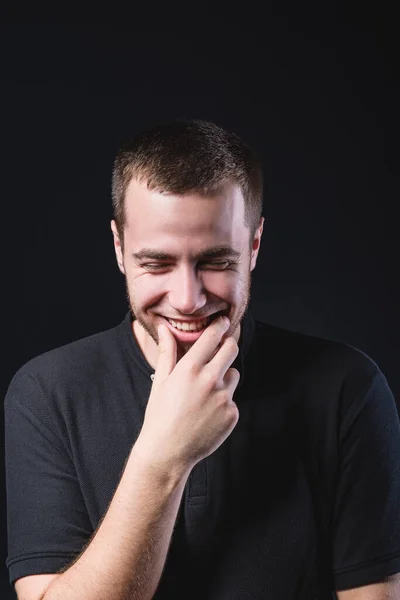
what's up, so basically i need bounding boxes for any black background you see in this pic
[1,12,398,598]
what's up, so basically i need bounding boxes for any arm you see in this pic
[336,573,400,599]
[331,369,400,592]
[41,442,191,600]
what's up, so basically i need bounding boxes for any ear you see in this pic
[250,216,264,272]
[110,220,125,275]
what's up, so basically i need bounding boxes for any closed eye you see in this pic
[143,261,234,271]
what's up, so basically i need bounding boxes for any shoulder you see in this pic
[251,318,385,425]
[253,317,380,381]
[6,319,123,403]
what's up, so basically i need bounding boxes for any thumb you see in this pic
[153,323,177,385]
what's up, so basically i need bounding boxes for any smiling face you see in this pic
[111,178,264,369]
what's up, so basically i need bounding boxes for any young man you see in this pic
[5,119,400,599]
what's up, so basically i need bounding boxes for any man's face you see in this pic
[111,178,264,367]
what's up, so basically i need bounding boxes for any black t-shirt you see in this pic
[4,309,400,598]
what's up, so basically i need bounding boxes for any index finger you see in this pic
[152,323,177,387]
[181,316,230,367]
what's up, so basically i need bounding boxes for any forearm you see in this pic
[42,444,191,600]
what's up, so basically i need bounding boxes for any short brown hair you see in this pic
[111,118,264,252]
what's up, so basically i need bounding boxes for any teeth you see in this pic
[167,317,210,331]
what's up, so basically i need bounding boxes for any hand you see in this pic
[135,316,240,476]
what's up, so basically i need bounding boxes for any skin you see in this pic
[111,178,264,369]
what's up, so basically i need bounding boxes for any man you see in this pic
[5,119,400,599]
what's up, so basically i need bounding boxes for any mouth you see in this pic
[159,311,227,342]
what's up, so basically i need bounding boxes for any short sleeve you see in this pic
[332,369,400,591]
[4,368,93,587]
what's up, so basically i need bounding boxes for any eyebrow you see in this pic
[131,245,241,262]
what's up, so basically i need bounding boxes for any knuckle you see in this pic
[202,368,219,390]
[229,367,241,385]
[211,327,223,341]
[205,367,219,386]
[220,318,229,329]
[226,339,239,355]
[187,361,200,376]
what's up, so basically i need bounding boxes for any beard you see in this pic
[124,267,252,361]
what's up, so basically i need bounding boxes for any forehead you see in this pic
[124,179,247,251]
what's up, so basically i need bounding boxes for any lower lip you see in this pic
[161,316,215,342]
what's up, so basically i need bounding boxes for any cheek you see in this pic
[129,278,154,301]
[188,271,240,298]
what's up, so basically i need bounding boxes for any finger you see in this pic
[207,336,239,380]
[152,323,177,385]
[183,316,230,367]
[224,367,241,392]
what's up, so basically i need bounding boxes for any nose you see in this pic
[168,264,207,315]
